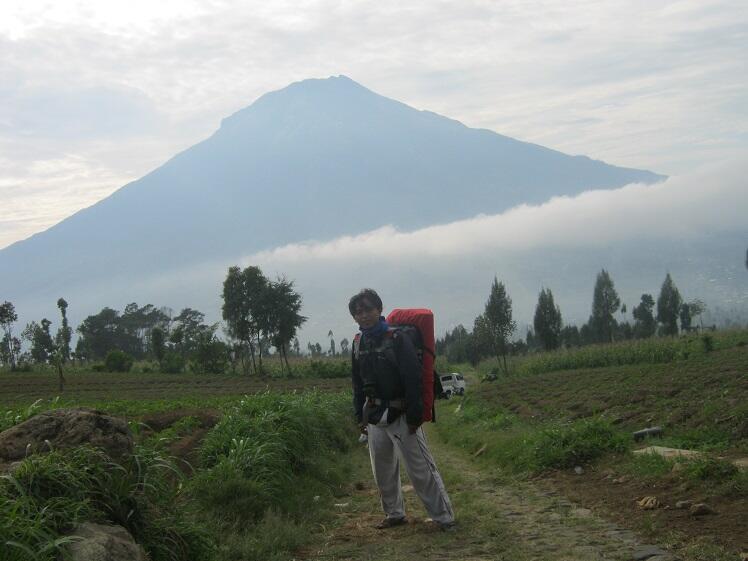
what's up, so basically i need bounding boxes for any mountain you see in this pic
[2,76,663,294]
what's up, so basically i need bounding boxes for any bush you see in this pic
[160,351,185,374]
[194,391,352,523]
[104,350,134,373]
[530,418,629,470]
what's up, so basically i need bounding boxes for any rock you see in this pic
[613,475,629,484]
[574,466,584,475]
[402,484,414,493]
[571,507,593,517]
[67,523,146,561]
[474,444,487,457]
[637,496,659,510]
[0,408,133,462]
[632,545,669,560]
[689,503,715,516]
[674,500,692,509]
[670,462,685,473]
[633,427,663,442]
[633,446,700,460]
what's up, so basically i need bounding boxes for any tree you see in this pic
[679,303,692,332]
[340,338,350,355]
[151,326,166,362]
[0,301,19,370]
[77,307,122,360]
[264,277,306,375]
[328,330,336,356]
[22,319,55,363]
[55,298,72,364]
[222,265,269,375]
[589,269,620,343]
[632,294,657,339]
[688,299,706,330]
[533,288,562,351]
[656,273,682,336]
[560,325,581,348]
[481,277,516,375]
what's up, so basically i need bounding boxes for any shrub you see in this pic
[530,418,629,470]
[160,351,185,374]
[103,350,134,373]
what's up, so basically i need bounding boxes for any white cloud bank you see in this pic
[250,159,747,266]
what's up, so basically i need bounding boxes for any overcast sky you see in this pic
[1,0,747,250]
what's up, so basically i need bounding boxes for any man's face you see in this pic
[352,298,381,330]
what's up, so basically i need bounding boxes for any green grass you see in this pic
[501,329,748,377]
[2,390,358,561]
[436,397,629,474]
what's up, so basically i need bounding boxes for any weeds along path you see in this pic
[298,425,674,561]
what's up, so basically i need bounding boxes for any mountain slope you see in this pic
[1,75,664,297]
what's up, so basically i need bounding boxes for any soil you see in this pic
[297,428,683,561]
[544,461,748,555]
[137,408,221,473]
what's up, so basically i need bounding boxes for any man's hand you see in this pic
[359,423,368,435]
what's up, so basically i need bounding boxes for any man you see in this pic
[349,288,455,530]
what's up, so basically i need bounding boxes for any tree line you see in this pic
[0,265,309,377]
[437,270,708,371]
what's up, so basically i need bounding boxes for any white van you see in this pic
[439,373,466,398]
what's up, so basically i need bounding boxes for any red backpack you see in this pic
[385,308,438,423]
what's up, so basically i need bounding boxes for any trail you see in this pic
[296,425,674,561]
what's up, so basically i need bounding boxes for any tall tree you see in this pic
[55,298,72,364]
[222,265,269,375]
[656,273,682,336]
[632,294,657,339]
[679,303,692,332]
[589,269,620,343]
[328,330,336,356]
[0,301,19,370]
[265,277,305,375]
[22,319,55,363]
[533,288,563,351]
[481,277,516,375]
[688,299,706,330]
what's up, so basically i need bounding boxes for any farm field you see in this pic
[2,332,746,561]
[0,370,349,407]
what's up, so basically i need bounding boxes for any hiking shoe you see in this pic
[375,517,407,529]
[436,520,457,532]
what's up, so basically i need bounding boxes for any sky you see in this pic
[1,0,747,250]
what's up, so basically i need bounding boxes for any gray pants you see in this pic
[367,415,454,524]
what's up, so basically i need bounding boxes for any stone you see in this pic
[632,545,669,560]
[733,457,748,470]
[571,507,593,518]
[67,523,146,561]
[674,500,692,509]
[689,503,715,516]
[633,427,663,441]
[633,446,701,460]
[613,475,629,484]
[474,444,487,457]
[574,466,584,475]
[637,496,659,510]
[0,408,133,462]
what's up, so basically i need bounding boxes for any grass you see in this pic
[466,328,748,378]
[2,390,358,561]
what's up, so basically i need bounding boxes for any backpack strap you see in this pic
[353,333,361,360]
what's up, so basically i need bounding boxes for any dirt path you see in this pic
[297,426,675,561]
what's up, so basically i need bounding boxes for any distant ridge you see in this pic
[1,75,664,300]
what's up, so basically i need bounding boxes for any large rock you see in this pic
[0,408,133,462]
[67,523,146,561]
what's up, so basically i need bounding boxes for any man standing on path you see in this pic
[349,288,455,530]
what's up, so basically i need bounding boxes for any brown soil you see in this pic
[542,461,748,556]
[137,408,221,473]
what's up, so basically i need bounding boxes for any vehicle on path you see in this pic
[439,373,466,399]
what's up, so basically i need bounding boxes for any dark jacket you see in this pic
[352,328,423,427]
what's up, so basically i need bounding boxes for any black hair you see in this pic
[348,288,383,315]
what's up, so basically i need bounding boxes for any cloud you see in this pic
[249,159,747,266]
